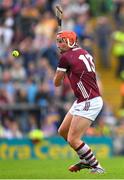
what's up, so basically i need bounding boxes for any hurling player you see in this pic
[54,31,105,174]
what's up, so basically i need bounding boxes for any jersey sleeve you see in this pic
[57,54,70,72]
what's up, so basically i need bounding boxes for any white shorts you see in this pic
[69,96,103,121]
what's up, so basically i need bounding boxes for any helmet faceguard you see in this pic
[56,31,77,53]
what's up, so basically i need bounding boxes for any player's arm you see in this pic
[54,54,69,87]
[53,70,65,87]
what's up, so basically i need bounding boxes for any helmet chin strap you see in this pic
[67,38,75,48]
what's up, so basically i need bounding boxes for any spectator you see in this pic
[0,70,15,102]
[10,60,26,81]
[26,77,38,103]
[95,16,112,69]
[113,0,124,27]
[112,25,124,77]
[0,88,11,120]
[2,116,23,139]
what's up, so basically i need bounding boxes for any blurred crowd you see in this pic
[0,0,124,154]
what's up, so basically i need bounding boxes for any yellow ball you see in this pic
[12,50,20,57]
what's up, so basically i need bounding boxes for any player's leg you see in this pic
[67,115,104,173]
[67,116,91,148]
[68,116,92,171]
[58,112,73,141]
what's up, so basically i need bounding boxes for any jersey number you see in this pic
[79,54,95,72]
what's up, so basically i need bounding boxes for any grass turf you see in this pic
[0,157,124,179]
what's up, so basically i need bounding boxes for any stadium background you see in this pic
[0,0,124,164]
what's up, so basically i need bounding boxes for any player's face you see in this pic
[56,38,70,53]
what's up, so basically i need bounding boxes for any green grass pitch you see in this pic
[0,157,124,179]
